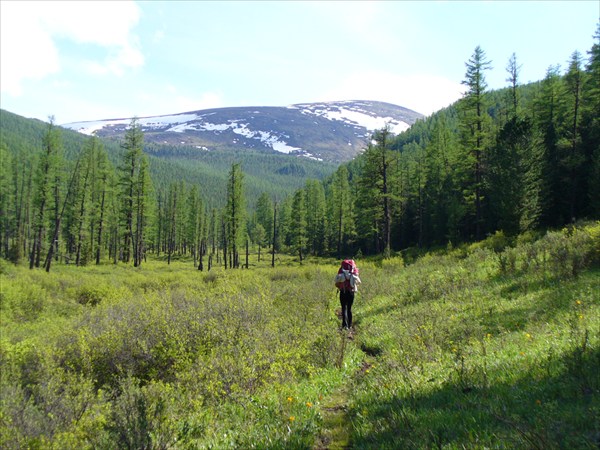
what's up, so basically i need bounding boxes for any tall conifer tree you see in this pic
[459,46,492,240]
[118,118,144,263]
[226,163,245,268]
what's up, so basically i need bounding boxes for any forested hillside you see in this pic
[314,34,599,256]
[0,110,334,269]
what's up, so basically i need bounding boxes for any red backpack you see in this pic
[335,259,359,292]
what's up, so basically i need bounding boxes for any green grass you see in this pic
[0,223,598,449]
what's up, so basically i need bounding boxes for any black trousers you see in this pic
[340,290,355,329]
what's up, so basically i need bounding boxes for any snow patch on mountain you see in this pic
[66,113,202,135]
[290,101,410,134]
[66,114,301,154]
[61,101,422,162]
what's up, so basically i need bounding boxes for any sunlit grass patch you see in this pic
[0,223,598,448]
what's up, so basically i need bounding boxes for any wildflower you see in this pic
[287,396,293,403]
[536,400,542,406]
[576,300,582,305]
[525,333,532,339]
[486,333,492,339]
[306,402,313,408]
[289,416,295,422]
[579,314,584,320]
[365,369,370,374]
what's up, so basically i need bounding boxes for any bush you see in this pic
[542,227,596,279]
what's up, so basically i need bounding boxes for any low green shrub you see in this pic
[1,225,598,449]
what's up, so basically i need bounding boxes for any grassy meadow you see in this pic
[1,223,599,449]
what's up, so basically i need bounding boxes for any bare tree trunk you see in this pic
[271,202,277,268]
[45,159,81,272]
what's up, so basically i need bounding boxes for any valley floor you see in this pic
[1,223,599,449]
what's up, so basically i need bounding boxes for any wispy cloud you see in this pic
[133,85,224,117]
[1,1,143,95]
[319,71,464,116]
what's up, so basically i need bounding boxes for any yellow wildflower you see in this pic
[287,396,293,403]
[289,416,295,422]
[306,402,313,408]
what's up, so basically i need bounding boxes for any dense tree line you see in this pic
[287,30,599,256]
[1,28,598,267]
[0,115,257,270]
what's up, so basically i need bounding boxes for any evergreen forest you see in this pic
[1,34,599,267]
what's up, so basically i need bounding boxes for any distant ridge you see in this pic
[62,100,423,163]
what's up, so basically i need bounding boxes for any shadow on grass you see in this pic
[349,346,600,449]
[479,268,599,335]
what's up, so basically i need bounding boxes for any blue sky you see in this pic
[1,1,598,124]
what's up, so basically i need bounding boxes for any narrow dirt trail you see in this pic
[313,329,354,449]
[313,382,352,449]
[313,327,373,450]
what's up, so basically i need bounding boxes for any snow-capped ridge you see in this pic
[62,101,423,163]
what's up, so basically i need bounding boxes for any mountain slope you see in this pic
[0,108,336,208]
[62,100,423,163]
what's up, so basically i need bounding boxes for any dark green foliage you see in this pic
[225,162,246,268]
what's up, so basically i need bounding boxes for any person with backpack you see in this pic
[334,259,361,330]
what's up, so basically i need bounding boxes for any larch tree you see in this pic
[330,165,355,257]
[305,179,327,256]
[356,125,395,256]
[534,65,564,226]
[92,138,113,265]
[562,50,585,221]
[459,46,493,240]
[290,188,307,261]
[225,163,246,268]
[423,113,461,243]
[30,117,63,269]
[0,145,12,259]
[9,147,34,263]
[255,192,274,248]
[118,118,144,263]
[133,153,152,267]
[487,52,533,235]
[582,23,600,216]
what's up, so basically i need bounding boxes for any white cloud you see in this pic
[171,91,223,113]
[318,71,464,116]
[1,1,142,95]
[0,2,60,95]
[134,88,224,117]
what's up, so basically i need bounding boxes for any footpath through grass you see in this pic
[347,224,600,449]
[1,223,599,448]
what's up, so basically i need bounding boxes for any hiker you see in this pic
[334,259,361,330]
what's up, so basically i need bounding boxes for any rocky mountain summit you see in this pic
[63,100,423,163]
